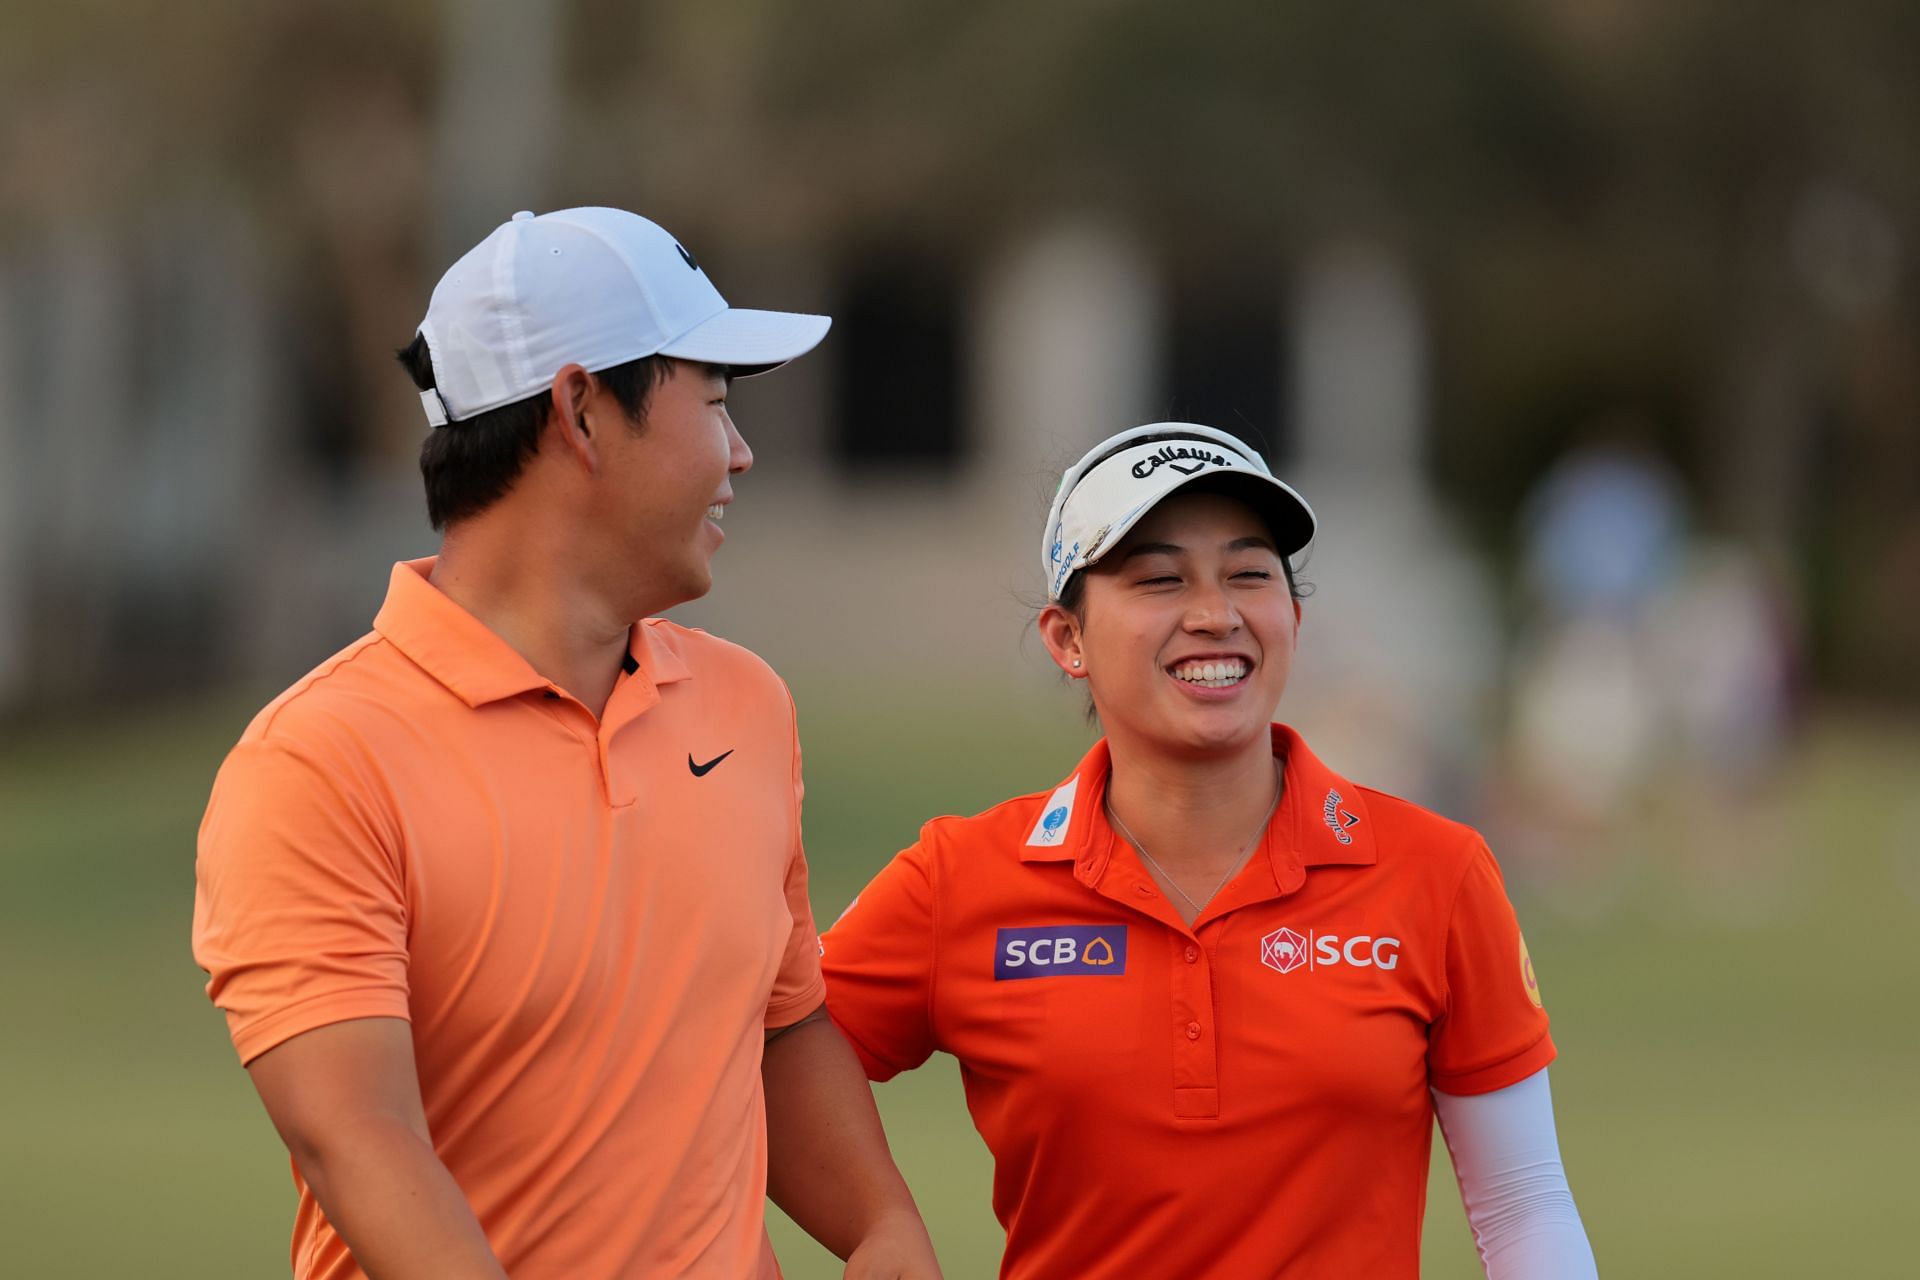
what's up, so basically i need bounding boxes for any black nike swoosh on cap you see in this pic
[689,750,733,777]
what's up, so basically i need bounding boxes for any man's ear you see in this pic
[548,364,599,470]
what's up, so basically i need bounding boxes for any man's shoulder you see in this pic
[206,632,426,824]
[236,630,421,751]
[644,618,785,691]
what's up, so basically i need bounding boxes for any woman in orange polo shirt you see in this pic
[822,423,1598,1279]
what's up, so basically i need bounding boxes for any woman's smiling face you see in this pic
[1042,489,1301,761]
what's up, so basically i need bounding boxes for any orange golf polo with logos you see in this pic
[193,559,823,1279]
[821,725,1553,1279]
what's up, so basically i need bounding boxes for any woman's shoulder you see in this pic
[1340,780,1490,877]
[1349,782,1478,840]
[1281,727,1487,872]
[916,785,1060,857]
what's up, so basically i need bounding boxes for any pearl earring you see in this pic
[1071,659,1082,669]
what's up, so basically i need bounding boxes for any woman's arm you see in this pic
[820,840,942,1081]
[1433,1067,1598,1279]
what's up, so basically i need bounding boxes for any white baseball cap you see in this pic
[1042,423,1316,600]
[415,207,832,426]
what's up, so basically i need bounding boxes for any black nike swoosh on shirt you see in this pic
[688,750,734,777]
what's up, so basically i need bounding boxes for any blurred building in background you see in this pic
[2,0,1915,821]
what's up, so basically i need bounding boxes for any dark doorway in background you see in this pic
[1163,262,1289,464]
[830,251,966,470]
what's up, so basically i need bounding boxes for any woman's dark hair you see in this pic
[397,333,673,530]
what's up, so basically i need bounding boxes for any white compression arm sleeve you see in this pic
[1432,1068,1598,1278]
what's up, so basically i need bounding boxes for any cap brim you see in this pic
[657,307,831,377]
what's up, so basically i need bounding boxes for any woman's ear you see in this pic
[1038,602,1086,679]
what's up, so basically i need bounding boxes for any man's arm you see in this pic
[246,1017,508,1280]
[762,1006,941,1279]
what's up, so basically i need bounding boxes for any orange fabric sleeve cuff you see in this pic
[1429,1030,1557,1096]
[230,988,414,1066]
[764,978,827,1031]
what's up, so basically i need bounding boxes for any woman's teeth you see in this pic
[707,504,724,521]
[1171,660,1248,688]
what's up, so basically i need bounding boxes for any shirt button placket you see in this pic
[1170,933,1218,1119]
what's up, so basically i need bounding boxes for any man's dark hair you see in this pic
[397,334,673,530]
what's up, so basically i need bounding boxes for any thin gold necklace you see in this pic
[1105,762,1282,915]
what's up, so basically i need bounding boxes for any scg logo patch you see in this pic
[995,926,1128,980]
[1259,926,1400,973]
[1259,927,1309,973]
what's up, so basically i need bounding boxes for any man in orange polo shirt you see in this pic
[193,208,939,1279]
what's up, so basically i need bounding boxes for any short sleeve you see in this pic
[764,700,825,1029]
[192,739,412,1065]
[819,841,938,1081]
[1428,841,1557,1095]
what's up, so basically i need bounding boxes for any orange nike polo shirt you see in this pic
[193,559,823,1280]
[822,725,1553,1280]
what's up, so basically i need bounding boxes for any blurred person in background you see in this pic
[820,424,1597,1278]
[1643,539,1798,794]
[191,208,939,1280]
[1504,423,1797,880]
[1508,423,1689,828]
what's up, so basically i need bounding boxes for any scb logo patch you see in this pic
[995,926,1128,979]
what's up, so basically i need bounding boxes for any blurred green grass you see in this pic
[3,682,1914,1277]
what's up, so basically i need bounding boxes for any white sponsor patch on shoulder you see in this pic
[1025,775,1080,847]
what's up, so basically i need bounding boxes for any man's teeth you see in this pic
[707,504,724,521]
[1171,660,1248,688]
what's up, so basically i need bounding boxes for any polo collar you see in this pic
[1019,737,1114,867]
[631,618,693,688]
[1265,724,1377,869]
[1019,724,1378,887]
[373,558,692,708]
